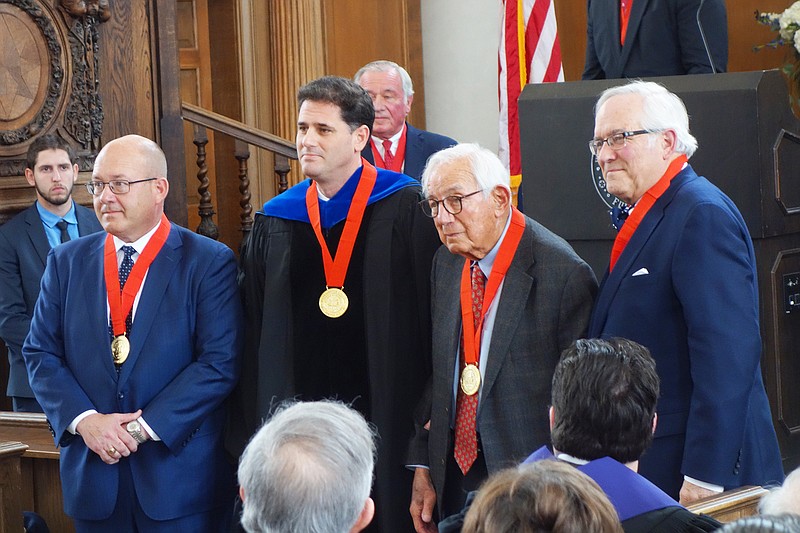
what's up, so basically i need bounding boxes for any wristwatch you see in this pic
[126,420,147,444]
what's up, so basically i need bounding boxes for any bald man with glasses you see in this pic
[407,143,597,532]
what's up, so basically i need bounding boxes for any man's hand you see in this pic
[410,467,437,533]
[76,410,142,464]
[679,479,718,505]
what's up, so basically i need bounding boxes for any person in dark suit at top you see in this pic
[583,0,728,80]
[0,134,102,412]
[23,134,242,531]
[587,80,783,504]
[407,143,597,532]
[355,60,456,180]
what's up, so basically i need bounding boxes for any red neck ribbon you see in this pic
[370,125,407,173]
[620,0,634,45]
[305,159,378,289]
[609,154,687,271]
[459,207,526,367]
[103,214,170,337]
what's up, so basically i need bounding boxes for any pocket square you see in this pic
[632,268,650,277]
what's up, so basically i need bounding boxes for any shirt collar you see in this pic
[371,123,405,152]
[36,201,77,228]
[476,210,513,278]
[113,221,161,254]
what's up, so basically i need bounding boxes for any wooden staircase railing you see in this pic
[180,102,298,242]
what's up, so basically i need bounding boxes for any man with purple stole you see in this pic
[231,76,441,532]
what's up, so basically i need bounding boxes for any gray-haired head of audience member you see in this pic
[760,467,800,516]
[237,400,377,533]
[595,80,698,158]
[717,514,800,533]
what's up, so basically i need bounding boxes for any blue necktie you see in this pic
[119,246,136,333]
[610,206,630,231]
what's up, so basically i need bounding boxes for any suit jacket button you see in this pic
[118,393,124,399]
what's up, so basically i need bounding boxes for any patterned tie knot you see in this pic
[119,246,136,289]
[56,219,70,243]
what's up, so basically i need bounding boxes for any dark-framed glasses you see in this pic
[420,189,484,218]
[588,130,652,156]
[85,178,157,196]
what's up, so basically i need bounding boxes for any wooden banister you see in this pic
[686,485,769,523]
[180,102,298,243]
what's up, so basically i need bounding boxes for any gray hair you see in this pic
[238,400,377,533]
[354,60,415,102]
[595,80,698,158]
[759,467,800,516]
[421,143,511,198]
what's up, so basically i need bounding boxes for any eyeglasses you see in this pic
[588,130,652,156]
[85,178,157,196]
[420,190,484,218]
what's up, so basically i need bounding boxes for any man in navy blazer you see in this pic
[23,135,242,531]
[583,0,728,80]
[0,135,102,412]
[587,81,783,505]
[355,60,456,180]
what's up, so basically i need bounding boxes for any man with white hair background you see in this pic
[238,401,377,533]
[355,60,456,180]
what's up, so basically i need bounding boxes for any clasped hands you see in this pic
[76,409,147,465]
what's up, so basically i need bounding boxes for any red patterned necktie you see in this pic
[453,262,485,474]
[382,139,395,169]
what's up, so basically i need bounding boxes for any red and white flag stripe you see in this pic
[499,0,564,191]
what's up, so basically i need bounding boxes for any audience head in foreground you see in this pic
[717,514,800,533]
[238,400,377,533]
[759,467,800,516]
[551,337,659,466]
[462,460,623,533]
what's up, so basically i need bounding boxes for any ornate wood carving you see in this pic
[0,0,109,176]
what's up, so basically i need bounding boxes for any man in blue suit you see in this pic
[587,80,783,505]
[583,0,728,80]
[23,135,242,532]
[0,135,102,412]
[355,60,456,180]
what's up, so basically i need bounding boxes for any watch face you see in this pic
[127,421,140,431]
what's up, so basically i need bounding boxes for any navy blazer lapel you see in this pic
[23,206,51,266]
[619,0,651,69]
[118,226,181,385]
[76,205,99,236]
[404,123,425,178]
[590,168,692,331]
[78,235,118,380]
[480,223,535,404]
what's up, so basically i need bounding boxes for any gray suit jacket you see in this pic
[0,202,102,398]
[407,213,597,514]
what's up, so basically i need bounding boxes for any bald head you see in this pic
[92,135,170,242]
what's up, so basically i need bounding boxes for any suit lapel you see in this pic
[76,205,99,236]
[590,169,693,333]
[118,226,181,386]
[403,123,425,179]
[619,0,651,70]
[436,252,464,388]
[479,223,535,404]
[23,206,51,267]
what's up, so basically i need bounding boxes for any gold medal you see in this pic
[319,287,349,318]
[460,364,481,396]
[111,335,130,364]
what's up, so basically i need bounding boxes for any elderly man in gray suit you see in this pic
[407,143,597,532]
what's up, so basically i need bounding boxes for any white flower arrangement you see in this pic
[756,1,800,54]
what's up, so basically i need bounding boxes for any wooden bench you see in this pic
[687,485,769,523]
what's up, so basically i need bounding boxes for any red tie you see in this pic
[382,139,395,169]
[453,263,485,474]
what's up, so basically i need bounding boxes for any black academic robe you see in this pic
[230,181,441,533]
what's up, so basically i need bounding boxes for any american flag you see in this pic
[499,0,564,201]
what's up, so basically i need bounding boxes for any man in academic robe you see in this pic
[407,143,597,532]
[587,80,783,504]
[355,60,456,180]
[230,76,441,533]
[0,134,102,412]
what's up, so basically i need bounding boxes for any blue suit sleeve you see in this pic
[672,201,759,485]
